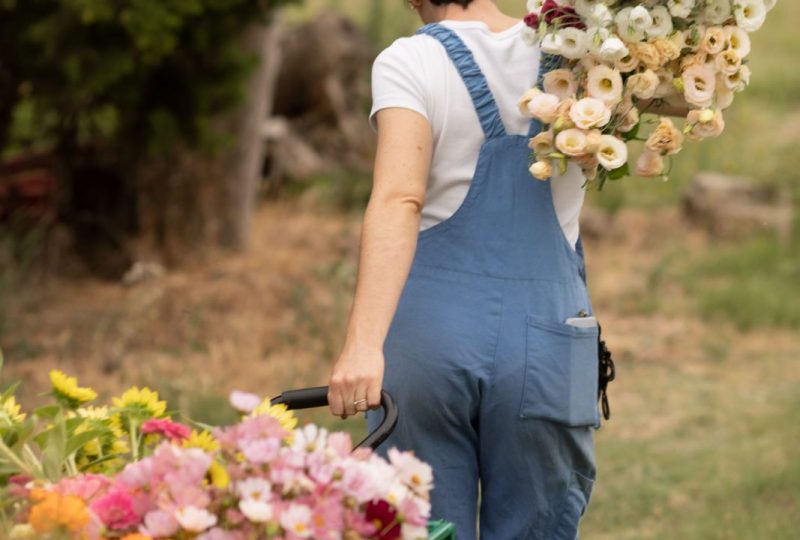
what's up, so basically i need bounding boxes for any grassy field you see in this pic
[2,1,799,539]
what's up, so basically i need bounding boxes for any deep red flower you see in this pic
[524,12,540,28]
[365,499,401,540]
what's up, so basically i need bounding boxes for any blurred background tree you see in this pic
[0,0,294,276]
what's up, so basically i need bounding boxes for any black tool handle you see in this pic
[270,386,398,450]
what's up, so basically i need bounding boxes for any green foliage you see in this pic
[0,0,296,158]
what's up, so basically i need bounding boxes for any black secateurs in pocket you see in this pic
[596,322,616,421]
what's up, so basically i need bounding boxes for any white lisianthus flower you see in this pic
[704,0,733,25]
[647,6,674,38]
[555,128,590,157]
[668,0,695,19]
[734,0,767,32]
[540,32,565,55]
[587,4,614,28]
[556,27,590,60]
[724,26,751,57]
[763,0,777,11]
[570,97,613,129]
[615,7,645,42]
[599,36,629,62]
[586,65,624,105]
[596,135,628,171]
[629,6,653,31]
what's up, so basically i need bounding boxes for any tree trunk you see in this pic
[214,13,285,250]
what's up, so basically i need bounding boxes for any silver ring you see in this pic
[353,398,367,406]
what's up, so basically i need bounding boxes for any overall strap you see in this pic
[527,52,563,137]
[416,23,506,139]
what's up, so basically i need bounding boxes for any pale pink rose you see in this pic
[685,109,725,141]
[543,69,578,100]
[518,87,542,117]
[569,98,612,130]
[527,92,561,124]
[682,64,716,108]
[635,149,665,177]
[555,129,590,157]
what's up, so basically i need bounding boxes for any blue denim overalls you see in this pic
[366,23,600,540]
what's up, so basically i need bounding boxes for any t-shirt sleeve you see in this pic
[369,38,430,132]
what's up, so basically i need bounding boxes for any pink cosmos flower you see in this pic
[141,509,180,538]
[229,390,262,413]
[90,488,141,531]
[141,418,192,442]
[53,474,111,503]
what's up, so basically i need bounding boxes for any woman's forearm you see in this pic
[343,194,421,352]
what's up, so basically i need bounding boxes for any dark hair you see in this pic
[429,0,474,6]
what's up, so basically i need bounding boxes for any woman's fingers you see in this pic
[367,382,382,410]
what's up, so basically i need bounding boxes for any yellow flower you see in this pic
[182,429,220,452]
[28,492,90,534]
[49,370,97,408]
[250,401,298,433]
[1,395,26,426]
[208,460,230,489]
[112,387,167,419]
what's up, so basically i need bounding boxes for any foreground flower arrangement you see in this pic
[0,367,432,539]
[519,0,776,188]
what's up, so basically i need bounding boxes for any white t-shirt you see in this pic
[369,19,586,251]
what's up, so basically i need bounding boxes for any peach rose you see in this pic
[615,53,640,74]
[645,116,684,155]
[617,106,640,133]
[635,149,665,177]
[553,97,576,130]
[527,92,561,124]
[543,69,578,100]
[654,38,681,63]
[626,69,661,100]
[528,130,555,155]
[701,26,726,55]
[518,87,542,117]
[529,160,553,180]
[630,42,662,70]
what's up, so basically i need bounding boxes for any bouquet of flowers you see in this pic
[0,367,432,540]
[518,0,776,189]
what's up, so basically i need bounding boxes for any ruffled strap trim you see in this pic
[416,23,506,140]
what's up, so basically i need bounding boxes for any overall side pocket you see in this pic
[519,315,600,427]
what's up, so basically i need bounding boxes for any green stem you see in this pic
[0,438,34,477]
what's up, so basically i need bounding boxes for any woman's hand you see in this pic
[327,341,385,419]
[326,107,432,419]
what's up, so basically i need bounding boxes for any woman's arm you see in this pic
[327,107,432,419]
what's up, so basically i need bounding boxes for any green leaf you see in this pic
[41,410,67,481]
[1,381,20,403]
[65,429,105,456]
[608,162,630,181]
[33,404,61,420]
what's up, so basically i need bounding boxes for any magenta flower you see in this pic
[141,418,192,442]
[90,488,141,531]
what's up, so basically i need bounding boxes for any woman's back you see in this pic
[370,19,587,249]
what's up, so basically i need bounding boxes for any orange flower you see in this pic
[28,491,90,534]
[121,534,153,540]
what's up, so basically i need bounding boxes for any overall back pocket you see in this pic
[520,315,600,427]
